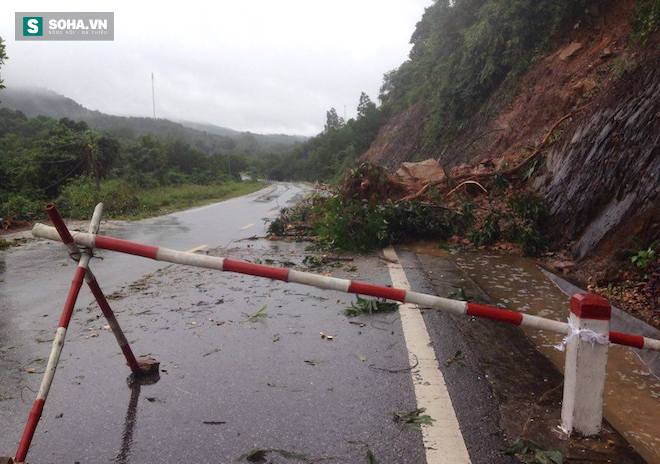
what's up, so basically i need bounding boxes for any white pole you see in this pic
[561,293,610,436]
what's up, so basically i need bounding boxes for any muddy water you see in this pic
[453,253,660,464]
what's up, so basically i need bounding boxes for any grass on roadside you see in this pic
[56,177,264,220]
[126,181,264,219]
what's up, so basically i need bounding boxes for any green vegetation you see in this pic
[0,107,261,221]
[0,87,304,157]
[631,0,660,44]
[269,169,550,256]
[468,193,549,255]
[57,177,263,219]
[261,92,383,182]
[504,192,550,256]
[0,36,283,225]
[470,211,502,246]
[504,438,563,464]
[0,45,265,225]
[344,296,399,317]
[269,193,460,252]
[631,246,656,271]
[0,37,6,90]
[392,408,435,429]
[379,0,592,149]
[243,304,268,323]
[252,1,598,185]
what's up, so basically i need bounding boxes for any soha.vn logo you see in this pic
[23,16,43,36]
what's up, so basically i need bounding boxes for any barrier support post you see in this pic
[14,226,90,463]
[561,293,611,436]
[46,203,158,377]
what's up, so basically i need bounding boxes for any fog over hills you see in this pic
[0,87,306,154]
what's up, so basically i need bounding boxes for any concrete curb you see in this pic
[541,268,660,377]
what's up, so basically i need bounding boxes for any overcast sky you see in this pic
[0,0,431,135]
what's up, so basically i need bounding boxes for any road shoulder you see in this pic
[395,249,644,464]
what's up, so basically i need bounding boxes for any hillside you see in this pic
[0,87,305,154]
[265,0,658,328]
[361,0,659,270]
[180,120,306,147]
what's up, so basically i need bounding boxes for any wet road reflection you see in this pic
[116,373,160,464]
[0,183,308,459]
[455,252,660,464]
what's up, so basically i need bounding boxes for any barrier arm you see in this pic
[32,223,660,353]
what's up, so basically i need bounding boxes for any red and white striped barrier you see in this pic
[14,205,154,464]
[13,207,104,463]
[44,204,144,376]
[7,206,657,460]
[31,223,660,352]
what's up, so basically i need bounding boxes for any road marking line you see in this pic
[384,246,471,464]
[240,223,255,230]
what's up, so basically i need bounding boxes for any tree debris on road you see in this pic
[243,304,268,322]
[344,296,399,317]
[392,408,435,429]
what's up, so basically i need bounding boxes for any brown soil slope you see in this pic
[363,0,658,265]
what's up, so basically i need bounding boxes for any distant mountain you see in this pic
[0,87,305,154]
[179,120,307,147]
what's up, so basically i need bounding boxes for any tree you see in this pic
[357,92,377,120]
[83,132,120,189]
[324,107,342,132]
[0,37,6,91]
[358,92,376,119]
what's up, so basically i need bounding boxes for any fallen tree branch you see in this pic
[369,354,419,373]
[448,108,585,185]
[445,180,488,198]
[500,111,575,178]
[399,182,433,202]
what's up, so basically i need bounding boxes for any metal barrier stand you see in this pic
[13,204,157,464]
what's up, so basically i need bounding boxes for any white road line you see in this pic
[384,247,471,464]
[240,223,255,230]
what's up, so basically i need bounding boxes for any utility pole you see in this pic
[151,72,156,118]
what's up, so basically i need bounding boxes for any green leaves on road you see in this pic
[392,408,435,429]
[243,304,268,322]
[344,296,399,317]
[504,438,563,464]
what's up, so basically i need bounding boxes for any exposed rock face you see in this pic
[540,65,659,260]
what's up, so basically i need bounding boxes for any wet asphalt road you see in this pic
[1,184,428,463]
[0,183,648,463]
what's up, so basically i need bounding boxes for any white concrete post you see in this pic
[561,293,611,436]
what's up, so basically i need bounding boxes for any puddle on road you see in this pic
[449,252,660,464]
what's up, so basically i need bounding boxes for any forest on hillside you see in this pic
[0,87,305,156]
[0,38,273,222]
[0,106,258,217]
[260,0,659,182]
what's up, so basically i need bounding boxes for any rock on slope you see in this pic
[363,0,658,263]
